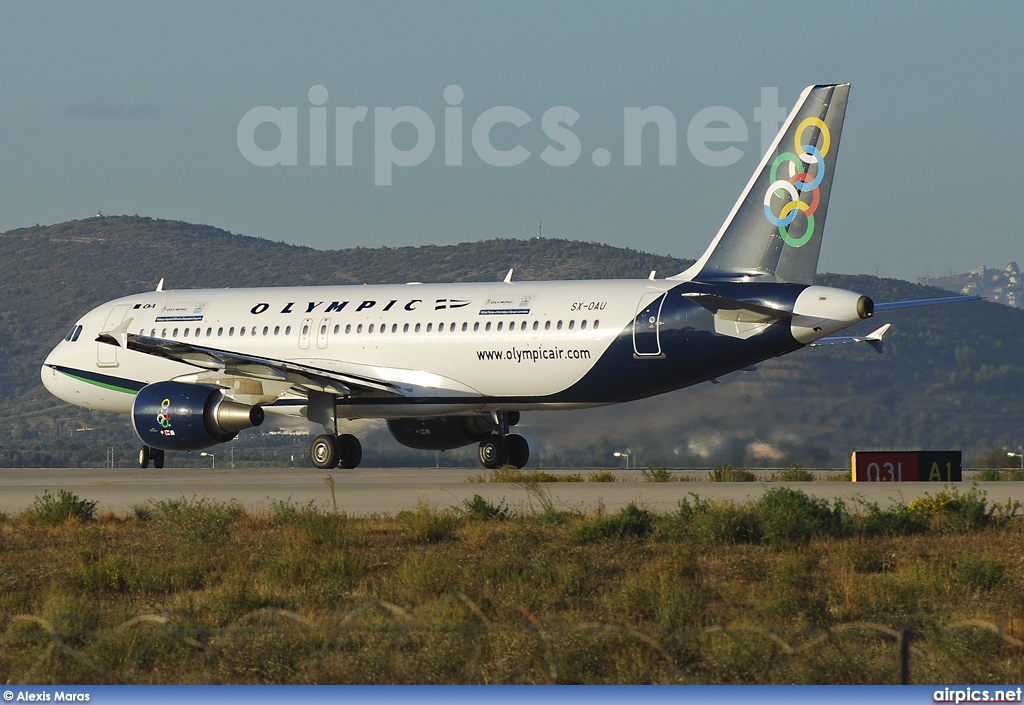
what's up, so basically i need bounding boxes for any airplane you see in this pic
[40,83,976,471]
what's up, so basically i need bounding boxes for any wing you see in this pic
[99,329,402,397]
[873,294,981,312]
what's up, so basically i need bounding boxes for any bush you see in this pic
[272,500,347,544]
[23,490,97,525]
[757,488,848,547]
[976,468,1003,481]
[459,494,509,521]
[587,471,617,482]
[678,495,761,544]
[907,487,997,533]
[148,497,242,543]
[708,465,757,482]
[641,468,675,482]
[770,465,815,482]
[572,503,653,541]
[955,553,1004,591]
[395,503,462,543]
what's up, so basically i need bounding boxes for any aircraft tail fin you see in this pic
[671,84,850,285]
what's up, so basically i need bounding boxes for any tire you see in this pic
[507,434,530,469]
[310,434,340,469]
[478,435,510,469]
[138,447,150,469]
[153,448,165,469]
[338,434,362,469]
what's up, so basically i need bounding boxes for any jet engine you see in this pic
[387,414,518,451]
[132,381,264,451]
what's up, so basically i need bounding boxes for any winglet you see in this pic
[96,317,135,349]
[866,323,891,354]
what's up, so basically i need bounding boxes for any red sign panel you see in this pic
[851,451,962,482]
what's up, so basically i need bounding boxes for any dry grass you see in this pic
[0,492,1022,684]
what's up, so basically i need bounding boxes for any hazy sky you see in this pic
[2,1,1021,281]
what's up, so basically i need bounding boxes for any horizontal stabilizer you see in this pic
[809,323,891,354]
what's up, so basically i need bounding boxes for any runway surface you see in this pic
[2,466,1021,515]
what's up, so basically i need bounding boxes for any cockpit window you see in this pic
[65,324,83,342]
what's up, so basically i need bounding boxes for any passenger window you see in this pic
[426,323,433,332]
[276,326,281,335]
[533,321,539,331]
[497,322,503,331]
[173,328,179,337]
[557,321,563,330]
[320,324,327,335]
[403,323,409,333]
[302,325,309,335]
[162,328,168,337]
[473,322,480,331]
[581,320,588,330]
[415,323,421,332]
[286,326,292,335]
[594,320,600,329]
[392,324,398,333]
[64,327,74,342]
[218,327,223,336]
[183,328,189,338]
[333,325,339,334]
[544,321,551,330]
[240,328,245,337]
[520,321,527,331]
[369,324,375,334]
[229,327,234,336]
[568,321,575,330]
[461,322,468,332]
[357,324,363,333]
[150,329,156,337]
[345,324,351,334]
[485,322,491,331]
[263,326,269,336]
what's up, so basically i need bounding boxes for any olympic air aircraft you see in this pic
[41,84,973,470]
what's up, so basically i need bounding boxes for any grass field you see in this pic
[1,486,1022,684]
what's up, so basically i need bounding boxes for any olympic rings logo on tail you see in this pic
[763,117,830,248]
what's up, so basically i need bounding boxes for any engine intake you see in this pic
[132,381,264,451]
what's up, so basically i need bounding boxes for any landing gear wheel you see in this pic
[478,435,510,469]
[310,434,340,469]
[337,434,362,469]
[152,448,165,469]
[139,447,150,469]
[507,434,530,469]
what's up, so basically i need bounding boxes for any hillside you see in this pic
[2,216,1022,468]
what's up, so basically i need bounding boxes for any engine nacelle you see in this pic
[387,416,498,451]
[132,381,265,452]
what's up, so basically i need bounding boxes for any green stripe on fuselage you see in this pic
[59,369,140,395]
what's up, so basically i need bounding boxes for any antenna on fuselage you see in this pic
[504,268,514,283]
[155,278,165,292]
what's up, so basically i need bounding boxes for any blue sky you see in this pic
[1,1,1020,281]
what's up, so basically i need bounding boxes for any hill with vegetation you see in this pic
[2,216,1022,468]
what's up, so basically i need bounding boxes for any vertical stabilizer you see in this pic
[672,84,849,284]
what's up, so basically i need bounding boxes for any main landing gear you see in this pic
[476,411,529,470]
[310,433,363,470]
[138,445,165,469]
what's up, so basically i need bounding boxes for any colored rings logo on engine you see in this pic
[762,117,830,248]
[156,398,171,429]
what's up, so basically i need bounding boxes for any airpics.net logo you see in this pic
[237,86,790,185]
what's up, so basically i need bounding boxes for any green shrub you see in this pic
[572,503,653,541]
[857,501,928,537]
[955,553,1004,591]
[678,495,761,544]
[708,465,757,482]
[459,494,509,521]
[976,468,1003,481]
[770,464,815,482]
[756,488,848,547]
[23,490,97,525]
[587,471,617,482]
[907,487,997,533]
[272,499,347,544]
[641,467,675,482]
[148,497,242,543]
[1003,468,1024,481]
[395,503,462,543]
